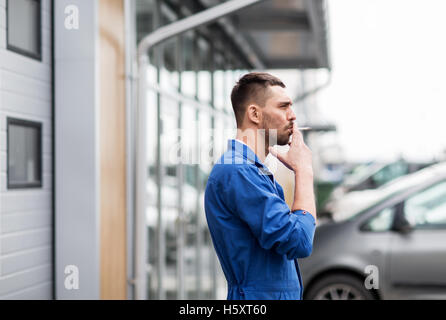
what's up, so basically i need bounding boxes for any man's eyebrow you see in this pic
[278,101,292,106]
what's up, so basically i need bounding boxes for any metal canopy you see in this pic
[148,0,331,70]
[232,0,331,69]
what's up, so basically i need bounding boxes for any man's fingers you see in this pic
[268,146,278,158]
[269,146,283,162]
[291,123,304,146]
[269,146,295,171]
[291,123,298,143]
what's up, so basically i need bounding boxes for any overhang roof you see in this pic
[206,0,331,70]
[136,0,331,71]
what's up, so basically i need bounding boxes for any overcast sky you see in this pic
[314,0,446,162]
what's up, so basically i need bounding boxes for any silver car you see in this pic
[300,162,446,300]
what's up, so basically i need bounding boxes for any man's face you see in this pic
[260,86,297,146]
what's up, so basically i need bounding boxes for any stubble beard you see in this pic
[261,114,290,146]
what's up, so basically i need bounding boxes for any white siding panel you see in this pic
[1,282,52,300]
[41,46,52,66]
[0,27,5,49]
[1,91,51,118]
[1,246,52,276]
[43,155,52,173]
[0,10,5,28]
[42,10,51,30]
[1,70,51,102]
[0,131,5,150]
[0,264,52,297]
[43,173,53,190]
[0,73,2,109]
[0,192,51,213]
[1,210,52,234]
[0,0,53,299]
[42,136,52,155]
[1,228,51,254]
[42,28,51,50]
[42,0,51,12]
[0,51,52,82]
[1,152,6,173]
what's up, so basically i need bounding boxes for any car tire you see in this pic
[305,273,377,300]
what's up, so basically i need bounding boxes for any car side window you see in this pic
[362,207,395,232]
[372,161,408,188]
[404,180,446,229]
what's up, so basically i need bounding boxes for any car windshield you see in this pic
[343,163,382,186]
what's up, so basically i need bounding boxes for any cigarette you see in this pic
[298,127,311,131]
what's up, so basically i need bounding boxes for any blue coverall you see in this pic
[204,139,317,300]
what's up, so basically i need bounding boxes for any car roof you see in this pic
[369,161,446,207]
[335,162,446,221]
[378,161,446,193]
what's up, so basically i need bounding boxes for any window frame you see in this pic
[7,117,43,189]
[6,0,43,61]
[360,205,397,233]
[400,179,446,230]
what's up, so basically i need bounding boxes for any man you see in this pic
[204,72,317,300]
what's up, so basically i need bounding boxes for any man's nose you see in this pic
[288,107,297,121]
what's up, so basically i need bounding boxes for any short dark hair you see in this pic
[230,72,285,127]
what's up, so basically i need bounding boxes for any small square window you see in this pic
[7,118,42,189]
[6,0,42,60]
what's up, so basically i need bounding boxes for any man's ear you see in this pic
[246,104,261,125]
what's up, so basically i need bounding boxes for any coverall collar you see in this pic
[228,139,274,177]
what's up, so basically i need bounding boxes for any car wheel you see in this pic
[305,274,377,300]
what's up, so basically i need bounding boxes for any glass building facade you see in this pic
[136,0,252,300]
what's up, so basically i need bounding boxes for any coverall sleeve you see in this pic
[224,166,317,259]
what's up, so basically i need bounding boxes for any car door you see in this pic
[389,179,446,299]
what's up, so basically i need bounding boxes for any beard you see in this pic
[261,113,290,146]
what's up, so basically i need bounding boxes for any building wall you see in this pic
[0,0,53,299]
[53,0,128,299]
[54,0,100,299]
[99,0,127,299]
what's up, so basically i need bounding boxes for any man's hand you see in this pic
[268,123,313,176]
[268,123,317,219]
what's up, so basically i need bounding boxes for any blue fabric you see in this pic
[204,139,317,300]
